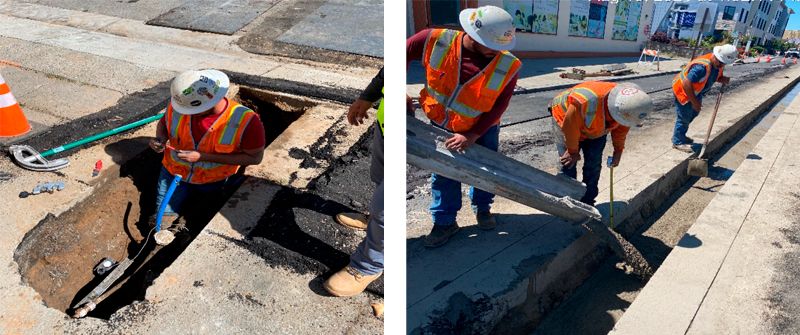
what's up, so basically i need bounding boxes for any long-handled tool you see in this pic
[154,174,182,246]
[687,84,726,177]
[10,114,163,172]
[607,156,615,228]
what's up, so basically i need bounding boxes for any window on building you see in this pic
[739,8,745,22]
[723,6,736,20]
[744,10,749,23]
[429,0,461,27]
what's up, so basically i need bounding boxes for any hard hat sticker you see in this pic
[620,88,639,96]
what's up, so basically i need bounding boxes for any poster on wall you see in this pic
[612,0,643,41]
[569,0,607,38]
[503,0,558,35]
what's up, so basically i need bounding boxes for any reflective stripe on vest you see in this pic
[486,52,516,91]
[429,30,458,71]
[377,87,384,134]
[675,58,712,90]
[570,87,600,128]
[219,105,252,145]
[425,86,483,119]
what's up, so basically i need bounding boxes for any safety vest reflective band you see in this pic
[377,87,384,134]
[162,99,256,184]
[549,81,619,140]
[672,53,723,105]
[419,28,522,133]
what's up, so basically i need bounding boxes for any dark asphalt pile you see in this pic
[245,125,383,295]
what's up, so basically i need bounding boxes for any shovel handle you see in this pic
[699,84,726,159]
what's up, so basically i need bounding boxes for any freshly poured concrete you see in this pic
[406,65,800,333]
[611,80,800,335]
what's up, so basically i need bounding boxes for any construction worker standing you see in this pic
[324,68,384,297]
[671,44,736,153]
[550,81,653,206]
[149,69,265,229]
[407,5,521,248]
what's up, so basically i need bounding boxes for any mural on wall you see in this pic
[504,0,558,35]
[569,0,607,38]
[612,0,643,41]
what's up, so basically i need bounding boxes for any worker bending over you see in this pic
[550,81,652,206]
[671,44,735,153]
[324,68,384,297]
[149,69,265,229]
[407,5,521,248]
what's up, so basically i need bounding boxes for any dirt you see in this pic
[766,193,800,334]
[14,175,147,313]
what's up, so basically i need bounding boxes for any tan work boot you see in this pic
[334,213,368,230]
[476,211,497,230]
[323,266,382,297]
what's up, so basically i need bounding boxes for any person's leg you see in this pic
[154,167,189,219]
[430,173,462,226]
[470,125,500,213]
[672,98,697,145]
[579,135,607,205]
[324,181,383,297]
[349,181,384,275]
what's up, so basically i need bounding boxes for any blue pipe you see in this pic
[155,174,182,232]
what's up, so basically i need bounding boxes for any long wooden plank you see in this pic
[407,117,599,222]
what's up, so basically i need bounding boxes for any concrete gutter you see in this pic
[611,83,800,335]
[407,66,800,333]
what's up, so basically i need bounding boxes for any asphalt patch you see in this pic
[247,129,383,295]
[147,0,279,35]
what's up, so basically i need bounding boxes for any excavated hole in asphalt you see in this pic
[13,86,311,319]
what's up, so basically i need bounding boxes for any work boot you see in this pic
[323,266,382,297]
[424,224,459,248]
[334,213,368,231]
[685,137,694,144]
[672,143,694,153]
[476,211,497,230]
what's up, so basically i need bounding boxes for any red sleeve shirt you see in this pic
[407,28,518,137]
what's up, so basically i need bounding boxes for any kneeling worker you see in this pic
[550,81,652,206]
[149,69,265,228]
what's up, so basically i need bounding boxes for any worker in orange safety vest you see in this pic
[407,5,522,248]
[148,69,265,231]
[550,81,653,206]
[671,44,735,153]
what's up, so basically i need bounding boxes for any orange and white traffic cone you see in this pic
[766,55,771,63]
[0,73,31,137]
[782,57,787,64]
[756,56,761,63]
[794,58,798,65]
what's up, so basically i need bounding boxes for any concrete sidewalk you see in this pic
[611,76,800,335]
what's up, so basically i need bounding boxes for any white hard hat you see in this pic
[713,44,737,64]
[170,69,230,115]
[459,6,516,51]
[608,82,652,127]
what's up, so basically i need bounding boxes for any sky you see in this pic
[787,0,800,30]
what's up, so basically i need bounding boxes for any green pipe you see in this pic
[40,113,164,157]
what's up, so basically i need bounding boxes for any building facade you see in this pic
[652,0,790,47]
[407,0,655,57]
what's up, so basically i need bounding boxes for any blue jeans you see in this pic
[349,181,384,275]
[155,167,226,216]
[430,125,500,226]
[672,98,700,145]
[561,135,607,206]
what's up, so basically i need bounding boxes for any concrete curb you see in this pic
[514,70,682,95]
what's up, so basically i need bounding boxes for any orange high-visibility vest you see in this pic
[672,53,723,105]
[550,81,622,141]
[162,98,257,184]
[419,29,521,133]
